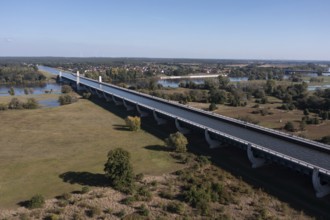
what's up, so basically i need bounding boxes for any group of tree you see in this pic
[58,85,78,105]
[0,64,46,84]
[0,98,38,110]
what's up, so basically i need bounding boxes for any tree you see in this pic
[104,148,134,192]
[218,75,230,88]
[125,116,141,131]
[8,87,15,96]
[209,89,226,104]
[209,102,217,111]
[165,132,188,153]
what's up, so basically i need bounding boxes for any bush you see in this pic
[0,103,8,110]
[125,116,141,131]
[61,85,72,93]
[81,186,90,194]
[136,186,152,201]
[104,148,134,192]
[284,121,295,132]
[58,94,78,105]
[135,173,144,182]
[8,98,24,109]
[320,135,330,144]
[166,201,185,214]
[121,196,136,205]
[85,206,101,218]
[24,98,38,109]
[27,194,45,209]
[82,92,91,99]
[138,204,149,216]
[165,132,188,153]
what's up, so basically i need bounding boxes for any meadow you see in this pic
[0,96,183,208]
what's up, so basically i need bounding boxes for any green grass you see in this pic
[0,97,183,208]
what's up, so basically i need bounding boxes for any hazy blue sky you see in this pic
[0,0,329,60]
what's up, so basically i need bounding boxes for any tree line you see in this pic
[0,64,46,84]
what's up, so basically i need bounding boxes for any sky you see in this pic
[0,0,329,60]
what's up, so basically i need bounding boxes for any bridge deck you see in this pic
[59,71,330,172]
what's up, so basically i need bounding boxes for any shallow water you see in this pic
[38,99,60,108]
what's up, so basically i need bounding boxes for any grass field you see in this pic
[190,96,330,140]
[0,96,183,208]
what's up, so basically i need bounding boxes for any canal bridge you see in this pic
[59,70,330,198]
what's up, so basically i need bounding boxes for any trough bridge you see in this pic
[50,67,330,198]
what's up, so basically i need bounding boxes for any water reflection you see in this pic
[39,99,60,108]
[157,77,248,88]
[0,84,61,96]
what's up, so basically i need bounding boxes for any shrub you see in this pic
[82,92,91,99]
[320,135,330,144]
[138,204,149,216]
[61,192,72,200]
[81,186,90,194]
[284,121,295,132]
[0,103,8,110]
[165,132,188,153]
[24,98,38,109]
[45,214,59,220]
[8,98,24,109]
[159,188,175,199]
[85,206,101,218]
[184,186,210,207]
[61,85,72,93]
[121,196,136,205]
[27,194,45,209]
[115,209,126,218]
[58,94,78,105]
[125,116,141,131]
[136,186,152,201]
[303,108,310,115]
[166,201,185,214]
[195,155,211,167]
[135,173,144,182]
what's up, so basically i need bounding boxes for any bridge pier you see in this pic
[87,87,96,95]
[175,118,190,134]
[95,90,103,98]
[153,109,166,125]
[59,71,62,82]
[76,71,83,91]
[205,129,222,149]
[247,144,266,168]
[312,168,330,198]
[136,104,149,117]
[103,92,111,102]
[123,99,134,111]
[112,95,122,105]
